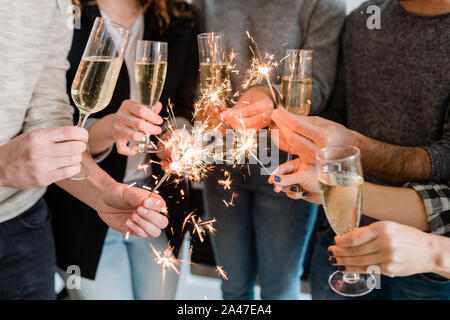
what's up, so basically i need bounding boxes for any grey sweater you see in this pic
[193,0,347,114]
[0,1,74,222]
[323,0,450,183]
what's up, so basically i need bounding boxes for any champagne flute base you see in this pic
[328,271,375,297]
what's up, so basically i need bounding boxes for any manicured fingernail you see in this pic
[329,257,337,264]
[132,213,142,222]
[301,192,309,197]
[327,250,333,256]
[290,186,298,192]
[337,266,346,271]
[274,176,281,183]
[138,207,148,215]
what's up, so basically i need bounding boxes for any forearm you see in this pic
[87,114,115,156]
[55,151,115,211]
[363,182,429,231]
[356,132,431,185]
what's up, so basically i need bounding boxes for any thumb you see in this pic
[121,185,150,209]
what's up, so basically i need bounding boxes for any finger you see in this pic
[274,120,318,160]
[124,100,163,125]
[49,141,86,157]
[143,194,166,212]
[49,154,83,168]
[285,191,309,200]
[117,113,162,135]
[270,126,298,154]
[47,164,81,183]
[116,139,137,156]
[281,184,303,194]
[272,108,321,139]
[229,99,273,118]
[41,126,89,143]
[232,114,270,130]
[334,225,381,248]
[331,252,386,268]
[152,102,163,114]
[271,159,300,178]
[328,237,382,257]
[122,186,151,209]
[126,218,147,238]
[271,164,306,187]
[136,207,169,229]
[131,213,163,238]
[115,125,145,142]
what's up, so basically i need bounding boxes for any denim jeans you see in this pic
[310,226,450,300]
[0,198,56,300]
[58,227,178,300]
[203,164,318,300]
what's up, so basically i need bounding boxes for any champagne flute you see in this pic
[280,49,313,115]
[281,49,313,162]
[132,40,168,153]
[316,146,375,297]
[197,32,232,109]
[70,17,130,180]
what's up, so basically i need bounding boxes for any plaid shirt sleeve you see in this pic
[405,182,450,237]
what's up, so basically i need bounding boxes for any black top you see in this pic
[45,3,199,279]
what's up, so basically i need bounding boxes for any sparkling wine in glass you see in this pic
[197,32,232,109]
[281,49,313,162]
[280,49,313,115]
[132,40,168,153]
[70,17,129,180]
[316,146,375,297]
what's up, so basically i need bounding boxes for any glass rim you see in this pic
[315,145,360,162]
[95,17,130,34]
[197,32,225,40]
[137,40,168,47]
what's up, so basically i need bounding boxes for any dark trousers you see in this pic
[0,198,56,300]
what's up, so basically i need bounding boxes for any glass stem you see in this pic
[77,112,89,128]
[342,272,360,284]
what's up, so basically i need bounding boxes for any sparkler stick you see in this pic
[246,31,279,105]
[152,171,170,193]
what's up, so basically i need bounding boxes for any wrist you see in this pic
[428,233,449,275]
[89,115,115,155]
[0,144,7,186]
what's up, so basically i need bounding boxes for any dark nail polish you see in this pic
[337,266,346,271]
[327,250,333,256]
[274,176,281,183]
[329,257,337,264]
[301,192,309,197]
[290,186,298,192]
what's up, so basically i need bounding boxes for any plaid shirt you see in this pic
[406,183,450,237]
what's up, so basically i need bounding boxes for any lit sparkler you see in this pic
[216,265,229,280]
[182,210,217,243]
[149,243,181,290]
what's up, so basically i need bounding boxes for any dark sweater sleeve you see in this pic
[301,0,346,115]
[319,46,346,125]
[423,102,450,183]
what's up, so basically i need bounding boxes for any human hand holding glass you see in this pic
[316,146,375,297]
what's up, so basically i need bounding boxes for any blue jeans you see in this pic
[310,226,450,300]
[203,164,318,300]
[58,228,178,299]
[0,198,56,300]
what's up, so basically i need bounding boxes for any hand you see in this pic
[268,158,321,203]
[96,182,168,238]
[271,108,360,164]
[0,126,88,189]
[194,103,226,135]
[111,100,163,156]
[221,87,274,131]
[328,221,437,277]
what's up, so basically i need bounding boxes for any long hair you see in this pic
[72,0,192,31]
